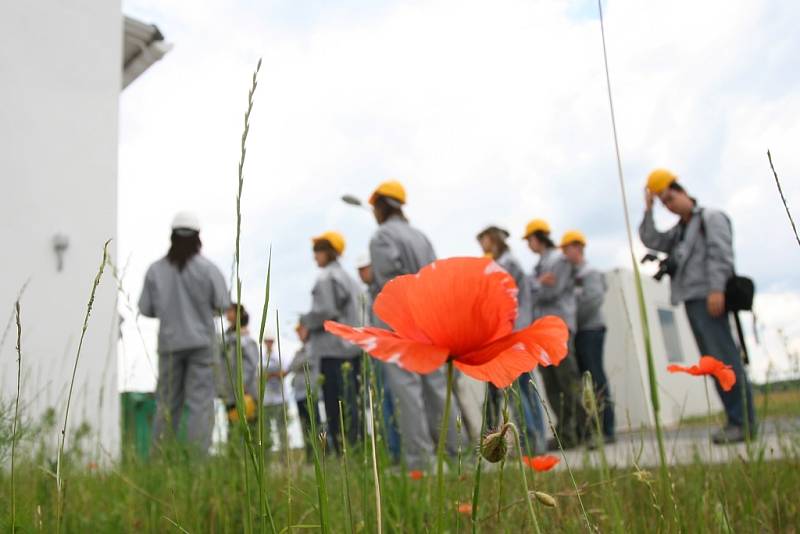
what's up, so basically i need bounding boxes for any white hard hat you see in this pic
[263,326,277,341]
[355,254,371,269]
[172,211,201,232]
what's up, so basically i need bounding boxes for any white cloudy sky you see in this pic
[118,0,800,390]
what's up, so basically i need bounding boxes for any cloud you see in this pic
[118,0,800,388]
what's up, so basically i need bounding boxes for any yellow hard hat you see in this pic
[523,219,551,239]
[560,230,587,248]
[369,180,406,205]
[646,168,677,194]
[312,231,346,255]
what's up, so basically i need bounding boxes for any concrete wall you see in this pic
[0,1,121,459]
[603,269,722,431]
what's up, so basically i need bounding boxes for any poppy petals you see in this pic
[324,321,449,374]
[667,355,737,392]
[325,257,567,386]
[408,470,425,480]
[458,316,568,367]
[374,257,517,356]
[455,317,569,387]
[522,455,560,472]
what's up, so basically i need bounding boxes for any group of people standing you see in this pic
[291,180,616,469]
[139,168,756,465]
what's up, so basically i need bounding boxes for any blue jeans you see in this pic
[320,357,362,453]
[684,299,756,430]
[516,374,547,454]
[575,328,615,438]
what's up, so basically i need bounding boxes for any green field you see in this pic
[2,390,799,533]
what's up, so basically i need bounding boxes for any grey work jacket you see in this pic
[289,345,319,401]
[220,330,260,406]
[138,255,230,353]
[639,206,734,306]
[300,261,363,359]
[496,250,533,330]
[530,248,577,332]
[369,215,437,328]
[574,263,607,331]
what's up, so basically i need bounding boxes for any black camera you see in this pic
[641,252,677,282]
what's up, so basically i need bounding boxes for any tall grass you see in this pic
[10,302,22,531]
[595,0,669,487]
[767,150,800,248]
[55,239,110,533]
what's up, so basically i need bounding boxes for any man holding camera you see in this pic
[639,169,756,444]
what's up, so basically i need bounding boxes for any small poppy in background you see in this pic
[409,470,424,480]
[458,503,473,515]
[667,355,736,392]
[522,455,560,472]
[325,257,569,388]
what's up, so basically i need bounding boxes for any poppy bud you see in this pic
[480,424,510,463]
[530,491,557,508]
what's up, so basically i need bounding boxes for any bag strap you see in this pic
[733,312,750,366]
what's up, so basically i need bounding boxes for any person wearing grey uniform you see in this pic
[368,181,459,471]
[138,211,229,455]
[523,219,587,449]
[640,171,756,444]
[221,303,260,427]
[561,231,615,442]
[299,231,364,454]
[261,332,289,452]
[477,226,546,454]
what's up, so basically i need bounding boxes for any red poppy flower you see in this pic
[324,257,568,388]
[521,455,560,472]
[457,503,473,515]
[409,470,424,480]
[667,355,736,392]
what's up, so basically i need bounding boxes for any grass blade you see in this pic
[767,150,800,248]
[56,239,110,533]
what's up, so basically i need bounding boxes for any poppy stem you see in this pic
[434,360,454,534]
[509,423,542,534]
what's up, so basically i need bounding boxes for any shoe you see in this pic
[711,425,751,445]
[547,437,578,451]
[586,434,616,450]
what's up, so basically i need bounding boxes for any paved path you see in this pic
[555,417,800,470]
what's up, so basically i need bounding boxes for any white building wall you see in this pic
[603,269,723,431]
[0,1,121,458]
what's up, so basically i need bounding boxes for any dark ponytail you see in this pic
[167,230,201,271]
[373,196,406,224]
[533,230,555,249]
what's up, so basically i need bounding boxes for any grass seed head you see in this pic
[530,491,557,508]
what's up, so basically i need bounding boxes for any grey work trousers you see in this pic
[152,346,217,455]
[383,363,460,471]
[538,337,588,447]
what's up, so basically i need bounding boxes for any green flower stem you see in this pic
[509,423,542,534]
[434,360,454,534]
